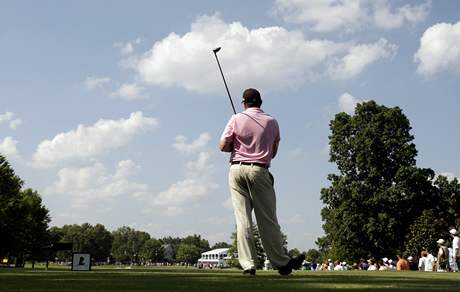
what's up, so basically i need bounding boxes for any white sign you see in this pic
[72,253,91,271]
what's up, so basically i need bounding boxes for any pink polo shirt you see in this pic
[220,107,280,165]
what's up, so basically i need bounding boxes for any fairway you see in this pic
[2,267,460,292]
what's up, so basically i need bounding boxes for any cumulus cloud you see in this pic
[32,112,158,167]
[272,0,430,32]
[173,133,211,153]
[338,92,365,114]
[373,0,431,30]
[272,0,365,32]
[414,21,460,76]
[148,134,217,215]
[0,112,22,129]
[0,137,19,159]
[136,14,396,95]
[84,76,111,90]
[329,38,397,79]
[110,83,145,100]
[152,151,217,212]
[46,160,148,208]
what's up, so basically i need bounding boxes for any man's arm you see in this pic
[219,140,233,152]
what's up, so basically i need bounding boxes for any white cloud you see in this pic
[136,14,395,94]
[272,0,366,33]
[114,38,142,55]
[110,83,145,100]
[32,112,158,167]
[414,21,460,76]
[147,134,217,215]
[152,151,217,210]
[0,137,19,159]
[373,0,431,30]
[338,92,364,114]
[46,160,148,209]
[329,38,397,80]
[272,0,430,32]
[0,112,22,129]
[173,133,211,153]
[84,76,111,90]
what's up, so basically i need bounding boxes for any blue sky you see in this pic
[1,0,459,251]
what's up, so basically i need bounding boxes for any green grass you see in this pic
[1,266,460,292]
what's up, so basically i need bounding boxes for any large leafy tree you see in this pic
[0,156,50,265]
[0,155,24,257]
[321,101,437,260]
[140,238,164,263]
[112,226,150,264]
[175,243,202,264]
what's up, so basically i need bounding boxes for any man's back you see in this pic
[221,107,279,165]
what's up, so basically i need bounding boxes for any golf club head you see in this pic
[213,47,221,53]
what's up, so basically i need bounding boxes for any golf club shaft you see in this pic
[213,52,237,114]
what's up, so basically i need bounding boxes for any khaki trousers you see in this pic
[229,164,290,270]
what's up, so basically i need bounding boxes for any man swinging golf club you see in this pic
[219,88,305,276]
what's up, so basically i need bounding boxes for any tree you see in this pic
[175,243,201,264]
[288,248,301,258]
[181,234,210,255]
[140,238,164,263]
[54,223,113,262]
[17,189,51,264]
[112,226,150,264]
[404,209,448,257]
[321,101,437,261]
[0,155,51,265]
[0,155,24,258]
[211,242,232,249]
[305,248,321,263]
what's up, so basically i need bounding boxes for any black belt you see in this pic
[231,161,268,168]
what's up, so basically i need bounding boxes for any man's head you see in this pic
[437,238,445,245]
[242,88,262,108]
[450,228,458,237]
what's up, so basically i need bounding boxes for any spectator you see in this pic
[419,251,434,272]
[368,259,378,271]
[396,255,409,271]
[378,259,388,271]
[450,228,460,272]
[436,239,449,272]
[407,256,418,271]
[359,259,369,270]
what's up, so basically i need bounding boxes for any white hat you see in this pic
[328,259,332,262]
[382,257,388,262]
[407,256,413,261]
[342,261,347,265]
[388,259,393,263]
[437,239,445,244]
[450,228,458,235]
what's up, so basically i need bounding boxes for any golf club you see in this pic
[212,47,237,114]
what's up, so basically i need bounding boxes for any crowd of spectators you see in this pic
[305,228,460,272]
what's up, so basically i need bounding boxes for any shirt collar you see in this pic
[244,107,264,114]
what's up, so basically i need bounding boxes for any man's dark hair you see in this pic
[242,88,262,107]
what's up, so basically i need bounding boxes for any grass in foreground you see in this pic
[1,266,460,292]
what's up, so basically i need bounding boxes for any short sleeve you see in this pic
[220,115,236,143]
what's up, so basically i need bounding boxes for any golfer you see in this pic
[219,88,304,276]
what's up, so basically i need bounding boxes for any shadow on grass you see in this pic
[1,268,460,292]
